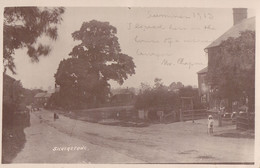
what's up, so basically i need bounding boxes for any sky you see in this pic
[9,7,255,90]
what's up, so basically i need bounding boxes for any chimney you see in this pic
[233,8,247,25]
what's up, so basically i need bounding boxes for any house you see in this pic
[34,92,52,107]
[110,88,135,105]
[198,8,255,110]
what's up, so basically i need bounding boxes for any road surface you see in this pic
[13,109,254,163]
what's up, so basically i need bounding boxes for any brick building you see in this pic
[198,8,255,110]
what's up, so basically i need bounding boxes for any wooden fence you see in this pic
[180,109,255,130]
[236,113,255,130]
[180,109,208,122]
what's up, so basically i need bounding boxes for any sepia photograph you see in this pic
[1,5,257,164]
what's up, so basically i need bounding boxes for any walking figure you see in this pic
[208,115,214,135]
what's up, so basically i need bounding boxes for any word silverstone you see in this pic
[52,146,88,152]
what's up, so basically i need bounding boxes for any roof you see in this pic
[205,17,255,49]
[197,67,208,74]
[44,93,52,98]
[34,92,51,98]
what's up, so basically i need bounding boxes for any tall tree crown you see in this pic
[53,20,135,108]
[68,20,135,85]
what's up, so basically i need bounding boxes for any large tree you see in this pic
[54,20,135,108]
[207,30,255,111]
[3,7,65,74]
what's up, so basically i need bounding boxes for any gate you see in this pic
[180,109,208,122]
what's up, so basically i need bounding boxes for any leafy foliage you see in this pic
[169,81,184,91]
[135,79,180,110]
[207,30,255,111]
[3,74,23,127]
[179,86,203,109]
[136,79,203,111]
[3,7,65,74]
[54,20,136,109]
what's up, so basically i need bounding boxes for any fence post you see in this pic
[218,110,222,127]
[180,109,183,122]
[247,117,250,130]
[192,110,194,123]
[236,117,239,130]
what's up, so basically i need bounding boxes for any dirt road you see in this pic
[13,109,254,163]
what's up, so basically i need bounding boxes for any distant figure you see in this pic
[30,103,35,112]
[220,106,225,114]
[54,113,59,121]
[208,115,214,135]
[30,104,33,112]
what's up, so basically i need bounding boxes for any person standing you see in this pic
[208,115,214,135]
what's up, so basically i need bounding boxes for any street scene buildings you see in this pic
[2,7,256,164]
